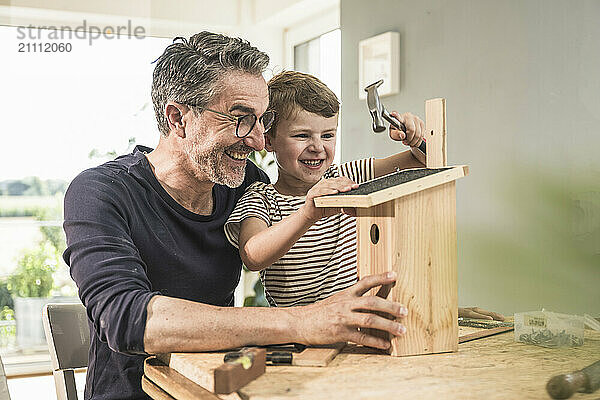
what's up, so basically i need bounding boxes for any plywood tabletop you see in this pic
[234,329,600,400]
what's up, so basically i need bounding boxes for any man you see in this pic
[63,32,412,400]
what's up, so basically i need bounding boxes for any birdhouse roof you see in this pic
[314,165,468,208]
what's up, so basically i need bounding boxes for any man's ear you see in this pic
[165,103,186,138]
[265,133,274,152]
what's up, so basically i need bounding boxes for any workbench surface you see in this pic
[148,329,600,400]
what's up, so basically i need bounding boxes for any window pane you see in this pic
[293,29,341,165]
[0,25,170,374]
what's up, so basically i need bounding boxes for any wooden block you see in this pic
[167,349,265,396]
[144,357,220,400]
[292,343,345,367]
[214,349,266,394]
[425,98,447,168]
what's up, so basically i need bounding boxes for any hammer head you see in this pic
[364,80,386,133]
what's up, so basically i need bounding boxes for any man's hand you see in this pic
[389,111,425,148]
[292,272,408,350]
[299,177,358,222]
[459,307,505,321]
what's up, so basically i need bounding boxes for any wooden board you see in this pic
[356,181,458,356]
[144,357,220,400]
[459,326,514,343]
[233,330,600,399]
[314,165,468,208]
[292,343,345,367]
[142,375,176,400]
[166,353,243,399]
[426,98,447,168]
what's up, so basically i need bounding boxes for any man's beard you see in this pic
[184,139,248,188]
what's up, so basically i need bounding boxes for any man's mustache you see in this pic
[225,144,254,153]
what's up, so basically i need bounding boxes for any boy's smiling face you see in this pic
[267,109,338,195]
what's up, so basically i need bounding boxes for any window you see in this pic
[0,25,170,375]
[293,29,341,166]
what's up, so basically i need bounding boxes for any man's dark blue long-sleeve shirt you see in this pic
[63,146,268,400]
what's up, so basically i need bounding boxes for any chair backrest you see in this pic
[42,303,90,400]
[0,354,10,400]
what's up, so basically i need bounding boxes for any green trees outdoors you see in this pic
[0,178,72,346]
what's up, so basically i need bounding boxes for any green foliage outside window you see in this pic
[7,242,58,298]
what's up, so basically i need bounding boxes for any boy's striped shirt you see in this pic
[224,158,374,307]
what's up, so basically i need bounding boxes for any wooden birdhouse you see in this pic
[315,99,468,357]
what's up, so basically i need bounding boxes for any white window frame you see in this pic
[283,7,339,69]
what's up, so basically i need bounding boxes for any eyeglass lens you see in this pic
[236,111,276,138]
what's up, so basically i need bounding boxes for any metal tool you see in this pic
[546,359,600,399]
[215,347,266,394]
[225,349,293,365]
[364,79,427,157]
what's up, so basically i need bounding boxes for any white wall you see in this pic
[341,0,600,315]
[0,0,290,69]
[0,0,339,70]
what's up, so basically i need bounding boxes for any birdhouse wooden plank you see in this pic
[314,98,467,357]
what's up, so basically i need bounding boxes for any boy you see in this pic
[224,71,424,307]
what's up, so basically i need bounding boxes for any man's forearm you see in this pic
[145,272,409,353]
[143,295,299,354]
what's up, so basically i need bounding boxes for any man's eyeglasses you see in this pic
[188,105,276,138]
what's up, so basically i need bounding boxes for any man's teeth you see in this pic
[226,150,249,160]
[301,160,323,166]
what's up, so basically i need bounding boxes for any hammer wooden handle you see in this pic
[547,359,600,399]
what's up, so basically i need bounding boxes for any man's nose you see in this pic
[243,123,266,151]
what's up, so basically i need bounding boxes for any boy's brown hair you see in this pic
[267,71,339,136]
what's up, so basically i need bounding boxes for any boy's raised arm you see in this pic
[238,177,358,270]
[373,111,426,178]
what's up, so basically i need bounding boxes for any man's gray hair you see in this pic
[151,31,270,137]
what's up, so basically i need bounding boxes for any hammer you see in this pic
[364,79,427,159]
[546,359,600,399]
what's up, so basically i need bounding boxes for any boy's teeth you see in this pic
[301,160,322,166]
[226,150,249,160]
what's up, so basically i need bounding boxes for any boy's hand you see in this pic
[299,177,358,222]
[389,111,425,148]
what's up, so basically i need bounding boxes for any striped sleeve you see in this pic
[338,158,374,184]
[224,185,271,249]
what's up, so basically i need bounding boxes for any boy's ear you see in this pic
[265,133,274,152]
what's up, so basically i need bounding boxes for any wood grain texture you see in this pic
[144,357,220,400]
[214,349,266,394]
[142,375,176,400]
[166,353,242,400]
[292,344,345,367]
[314,165,467,208]
[459,326,514,343]
[168,353,223,393]
[233,330,600,400]
[356,182,458,356]
[425,98,447,168]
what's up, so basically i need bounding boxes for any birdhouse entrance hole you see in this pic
[370,224,379,244]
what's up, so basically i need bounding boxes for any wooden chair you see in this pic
[0,354,10,400]
[42,303,89,400]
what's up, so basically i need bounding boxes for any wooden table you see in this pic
[143,328,600,400]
